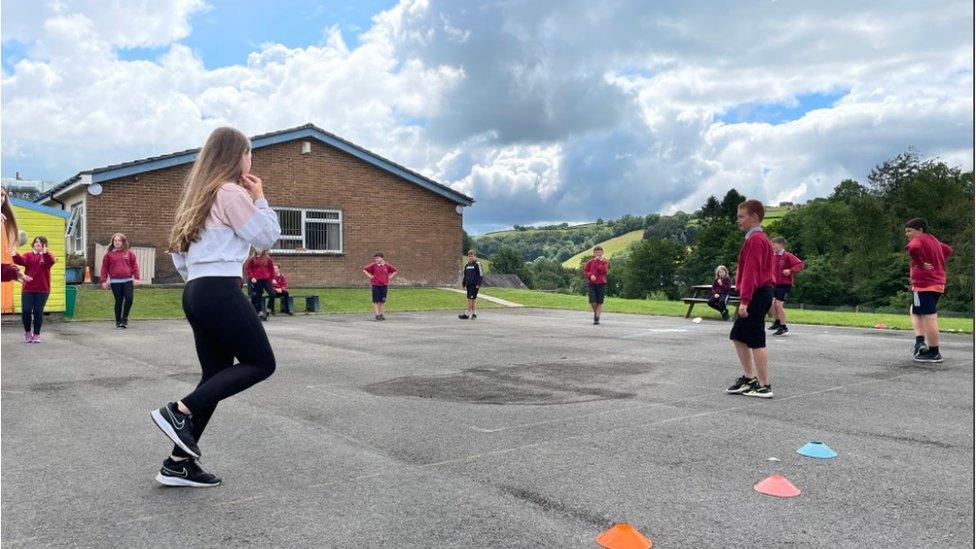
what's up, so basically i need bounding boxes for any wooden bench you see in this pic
[261,294,321,314]
[683,284,740,318]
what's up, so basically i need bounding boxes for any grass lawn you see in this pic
[561,229,644,268]
[482,288,974,333]
[70,286,498,321]
[761,205,788,227]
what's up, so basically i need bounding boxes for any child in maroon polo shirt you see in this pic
[363,253,397,321]
[905,217,953,363]
[583,246,609,325]
[725,199,776,399]
[768,236,804,336]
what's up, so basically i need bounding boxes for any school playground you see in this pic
[1,308,973,547]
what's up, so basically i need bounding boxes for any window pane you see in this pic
[305,221,340,251]
[274,209,302,236]
[274,238,303,251]
[306,210,340,220]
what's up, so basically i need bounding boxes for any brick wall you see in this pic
[85,139,464,286]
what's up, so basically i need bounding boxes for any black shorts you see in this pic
[773,284,791,302]
[371,285,388,303]
[730,286,774,349]
[911,291,941,315]
[588,283,607,304]
[466,285,480,300]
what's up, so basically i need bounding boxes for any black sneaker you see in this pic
[726,376,758,394]
[379,314,386,321]
[116,323,123,329]
[721,310,730,321]
[156,458,221,488]
[150,403,201,458]
[471,313,477,319]
[768,321,782,331]
[121,319,128,329]
[913,341,928,357]
[773,325,789,336]
[458,313,470,319]
[744,384,774,399]
[913,350,943,363]
[375,315,382,321]
[594,317,600,325]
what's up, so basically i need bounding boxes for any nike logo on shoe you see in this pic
[161,466,188,478]
[167,407,186,429]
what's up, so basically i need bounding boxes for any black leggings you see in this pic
[707,293,730,313]
[111,281,134,323]
[174,277,276,458]
[250,279,274,313]
[21,292,49,334]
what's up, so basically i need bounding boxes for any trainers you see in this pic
[24,331,32,343]
[726,376,758,394]
[375,315,382,321]
[744,384,774,398]
[773,326,789,336]
[156,458,221,488]
[594,317,600,325]
[30,333,41,343]
[913,350,943,363]
[768,321,782,331]
[379,314,386,321]
[721,310,730,321]
[913,341,928,357]
[458,313,470,319]
[150,403,201,458]
[471,313,477,319]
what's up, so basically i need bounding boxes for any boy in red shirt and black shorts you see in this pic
[768,236,804,336]
[363,253,397,321]
[725,200,776,398]
[583,246,609,325]
[905,218,953,363]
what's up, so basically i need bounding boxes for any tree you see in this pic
[462,230,473,256]
[491,247,531,286]
[695,195,723,223]
[622,238,687,299]
[719,189,747,220]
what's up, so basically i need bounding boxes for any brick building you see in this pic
[37,124,473,286]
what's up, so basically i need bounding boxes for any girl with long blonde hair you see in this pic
[150,127,281,487]
[707,264,733,320]
[1,184,27,283]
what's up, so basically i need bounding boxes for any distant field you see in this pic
[762,205,789,227]
[482,222,597,237]
[561,229,644,268]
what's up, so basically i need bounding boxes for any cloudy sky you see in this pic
[2,0,972,233]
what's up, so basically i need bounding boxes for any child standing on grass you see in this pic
[768,236,804,336]
[459,249,483,319]
[706,265,733,320]
[905,217,953,363]
[13,236,56,343]
[150,126,281,488]
[100,232,141,329]
[725,200,776,399]
[245,249,275,320]
[270,264,292,316]
[364,253,397,321]
[583,246,609,325]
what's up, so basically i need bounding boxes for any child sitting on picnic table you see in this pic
[269,264,292,316]
[706,265,733,320]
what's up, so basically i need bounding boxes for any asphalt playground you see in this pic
[2,307,973,547]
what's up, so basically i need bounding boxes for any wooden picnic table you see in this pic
[683,284,740,318]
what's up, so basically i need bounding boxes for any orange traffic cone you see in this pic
[83,266,91,283]
[873,322,887,329]
[754,474,801,498]
[597,523,652,549]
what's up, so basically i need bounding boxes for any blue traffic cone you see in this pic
[797,441,837,459]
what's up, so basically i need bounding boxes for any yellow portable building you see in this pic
[1,198,70,314]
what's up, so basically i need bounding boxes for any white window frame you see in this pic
[66,201,86,257]
[270,207,343,254]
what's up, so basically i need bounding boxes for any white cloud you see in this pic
[1,0,972,230]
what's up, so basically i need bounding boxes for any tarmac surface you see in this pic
[2,308,973,548]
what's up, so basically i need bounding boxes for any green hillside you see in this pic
[561,229,644,268]
[762,206,788,227]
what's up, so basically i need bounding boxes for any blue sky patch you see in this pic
[719,89,849,125]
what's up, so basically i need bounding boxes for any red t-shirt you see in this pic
[245,256,275,280]
[364,262,397,286]
[907,233,953,290]
[13,251,55,293]
[583,258,608,285]
[735,228,775,306]
[100,249,141,282]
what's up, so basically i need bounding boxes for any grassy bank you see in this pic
[70,286,496,321]
[482,288,974,333]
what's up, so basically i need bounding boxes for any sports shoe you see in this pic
[768,320,782,331]
[913,350,943,363]
[30,333,41,343]
[150,403,201,458]
[726,376,758,394]
[24,331,32,343]
[594,317,600,325]
[744,384,774,398]
[375,315,382,321]
[378,314,386,321]
[721,310,730,321]
[471,313,477,319]
[458,313,470,319]
[773,325,789,336]
[913,341,928,357]
[156,458,221,488]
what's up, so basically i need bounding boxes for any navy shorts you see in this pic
[588,283,607,304]
[773,284,791,302]
[466,285,480,300]
[730,286,774,349]
[372,285,388,303]
[911,291,941,315]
